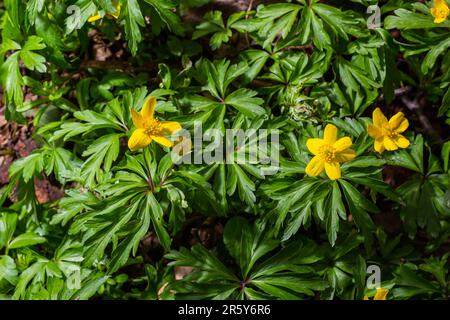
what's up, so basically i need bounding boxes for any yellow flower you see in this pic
[88,1,121,22]
[367,108,410,154]
[363,287,389,300]
[431,0,450,24]
[128,96,182,151]
[305,124,356,180]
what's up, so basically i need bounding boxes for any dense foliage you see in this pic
[0,0,449,300]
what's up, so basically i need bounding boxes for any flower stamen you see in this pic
[144,119,162,136]
[319,145,336,163]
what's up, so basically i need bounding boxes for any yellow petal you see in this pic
[141,96,156,120]
[160,121,182,135]
[305,156,325,177]
[88,14,102,22]
[128,129,152,151]
[389,112,409,133]
[324,162,341,180]
[336,149,356,163]
[431,7,437,17]
[394,135,410,149]
[152,135,174,148]
[368,124,382,139]
[374,138,385,153]
[131,108,144,129]
[306,138,325,155]
[434,17,447,23]
[373,108,388,128]
[363,295,369,300]
[323,124,338,144]
[110,3,121,19]
[374,288,389,300]
[383,136,398,151]
[333,137,352,152]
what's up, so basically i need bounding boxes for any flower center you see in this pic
[319,145,336,163]
[383,124,398,139]
[438,8,448,17]
[144,119,162,136]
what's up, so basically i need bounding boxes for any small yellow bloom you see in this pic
[363,287,389,300]
[305,124,356,180]
[431,0,450,24]
[368,108,410,154]
[128,96,182,151]
[88,1,121,22]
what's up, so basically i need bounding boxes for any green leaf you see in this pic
[124,0,145,55]
[0,255,19,286]
[8,233,46,250]
[421,37,450,74]
[0,52,23,107]
[144,0,184,35]
[81,134,121,188]
[385,9,441,30]
[0,213,18,250]
[225,88,265,118]
[147,193,171,251]
[20,36,47,72]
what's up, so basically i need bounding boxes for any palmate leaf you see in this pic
[392,265,441,299]
[384,6,445,30]
[6,146,80,193]
[51,189,99,226]
[263,164,379,246]
[260,51,331,101]
[253,3,301,50]
[144,0,184,36]
[185,59,265,128]
[166,218,327,300]
[335,58,381,115]
[298,2,366,50]
[11,242,107,300]
[49,100,129,188]
[81,133,121,189]
[223,217,279,278]
[421,36,450,75]
[68,147,221,272]
[107,195,152,273]
[124,0,145,56]
[192,11,246,50]
[226,164,256,206]
[0,35,46,115]
[34,13,69,68]
[224,88,265,118]
[79,195,143,267]
[20,36,47,72]
[8,153,44,183]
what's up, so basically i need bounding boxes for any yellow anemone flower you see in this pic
[431,0,450,23]
[363,288,389,300]
[367,108,410,154]
[88,1,121,22]
[128,96,182,151]
[305,124,356,180]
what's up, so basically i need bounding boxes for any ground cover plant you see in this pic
[0,0,449,300]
